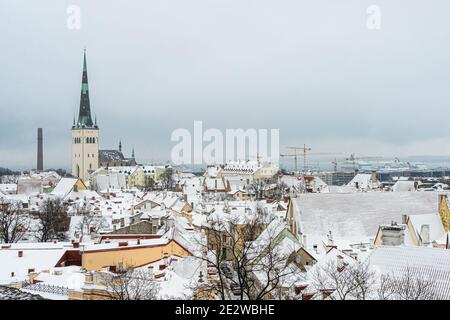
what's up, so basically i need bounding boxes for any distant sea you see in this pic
[4,155,450,173]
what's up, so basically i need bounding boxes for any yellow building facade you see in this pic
[81,240,191,271]
[439,194,450,232]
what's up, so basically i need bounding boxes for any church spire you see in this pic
[119,140,122,152]
[131,146,135,159]
[77,48,94,128]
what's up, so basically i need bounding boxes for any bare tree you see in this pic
[0,200,29,243]
[377,266,436,300]
[192,220,229,300]
[271,181,289,201]
[248,180,270,200]
[73,201,107,238]
[192,206,297,300]
[34,198,70,242]
[160,168,175,191]
[311,259,377,300]
[144,176,155,191]
[103,268,160,300]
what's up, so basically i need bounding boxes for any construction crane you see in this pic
[280,145,311,174]
[331,158,338,172]
[281,145,339,176]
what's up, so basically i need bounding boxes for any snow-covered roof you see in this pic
[204,177,226,191]
[34,266,85,291]
[408,214,445,243]
[0,184,17,194]
[0,243,69,285]
[98,150,125,162]
[392,180,416,192]
[292,191,442,245]
[93,173,128,191]
[0,286,45,300]
[347,173,380,190]
[51,178,79,198]
[366,246,450,299]
[223,160,261,174]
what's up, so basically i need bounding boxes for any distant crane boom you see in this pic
[281,145,340,175]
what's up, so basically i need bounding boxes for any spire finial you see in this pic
[132,146,135,159]
[119,140,122,152]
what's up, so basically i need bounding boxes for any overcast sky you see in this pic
[1,0,450,169]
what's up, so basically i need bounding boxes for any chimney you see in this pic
[18,251,23,258]
[380,223,405,246]
[313,244,319,254]
[73,242,80,249]
[336,255,345,272]
[371,171,377,183]
[402,214,408,224]
[11,272,14,277]
[37,128,43,171]
[148,266,154,279]
[85,272,94,285]
[327,231,334,246]
[420,224,430,245]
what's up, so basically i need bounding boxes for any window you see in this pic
[222,247,227,259]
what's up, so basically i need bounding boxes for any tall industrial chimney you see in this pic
[37,128,43,171]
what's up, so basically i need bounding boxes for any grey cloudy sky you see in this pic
[1,0,450,169]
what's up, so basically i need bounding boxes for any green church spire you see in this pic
[77,48,95,128]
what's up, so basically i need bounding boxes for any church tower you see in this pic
[72,49,99,182]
